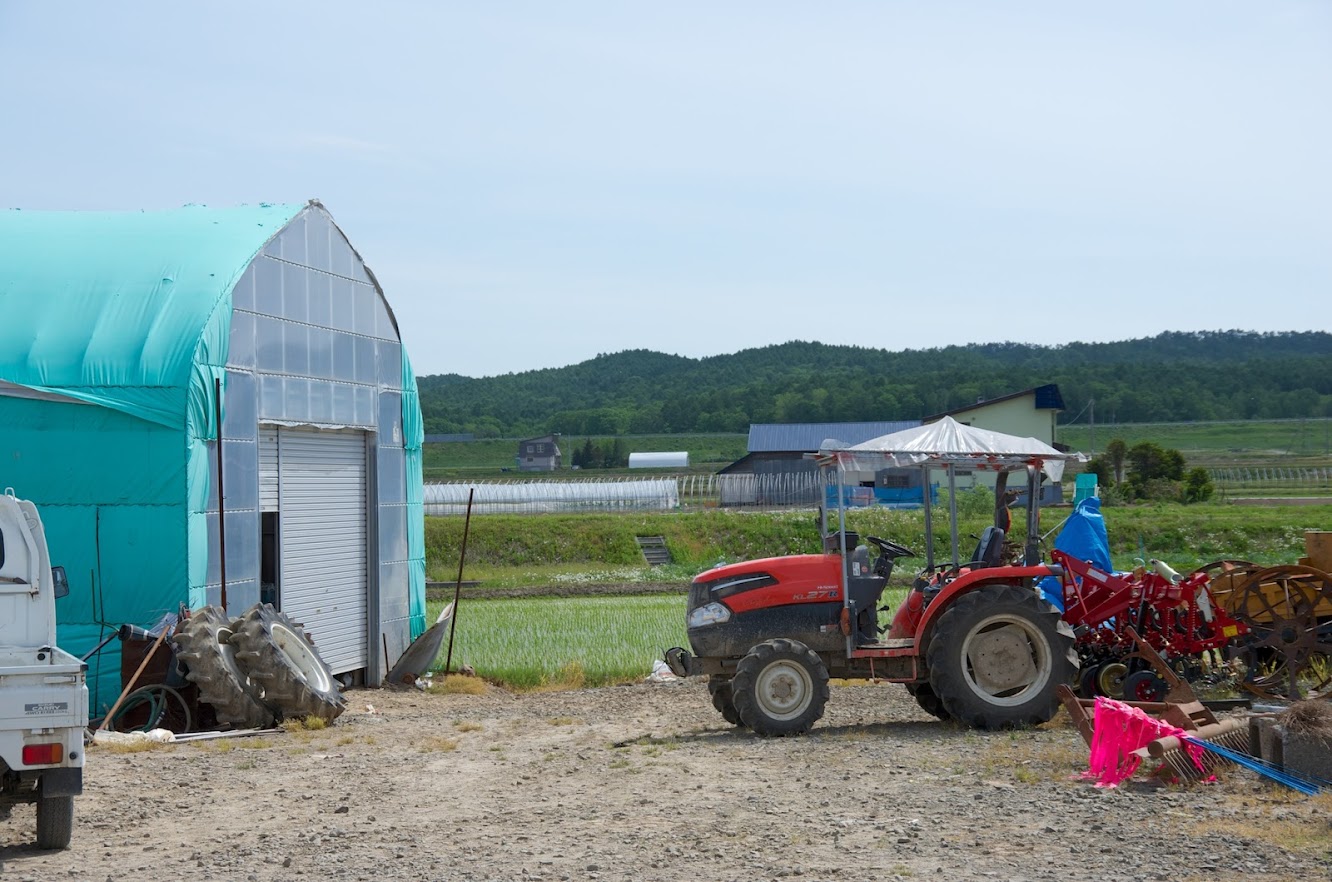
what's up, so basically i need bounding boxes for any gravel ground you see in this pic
[2,680,1330,882]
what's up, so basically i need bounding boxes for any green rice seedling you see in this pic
[427,594,688,689]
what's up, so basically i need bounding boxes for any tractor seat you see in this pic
[968,526,1006,569]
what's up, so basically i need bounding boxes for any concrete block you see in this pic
[1281,729,1332,783]
[1252,716,1284,768]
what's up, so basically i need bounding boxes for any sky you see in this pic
[1,2,1329,378]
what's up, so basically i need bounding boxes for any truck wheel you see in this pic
[707,676,745,727]
[731,638,829,737]
[926,584,1077,730]
[174,606,274,729]
[35,793,73,850]
[905,682,951,721]
[232,604,345,724]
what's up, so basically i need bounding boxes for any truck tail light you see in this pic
[22,743,63,765]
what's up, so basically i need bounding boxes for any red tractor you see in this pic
[665,417,1085,736]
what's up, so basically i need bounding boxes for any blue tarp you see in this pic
[1039,497,1112,611]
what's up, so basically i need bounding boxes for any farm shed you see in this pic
[719,422,920,506]
[0,201,427,712]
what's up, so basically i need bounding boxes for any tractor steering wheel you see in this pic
[866,536,915,559]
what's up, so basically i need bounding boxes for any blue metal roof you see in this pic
[747,421,921,452]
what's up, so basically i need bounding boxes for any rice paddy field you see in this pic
[427,587,912,689]
[425,594,686,688]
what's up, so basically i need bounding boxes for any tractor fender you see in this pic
[910,565,1062,655]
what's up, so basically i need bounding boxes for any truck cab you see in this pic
[0,490,86,849]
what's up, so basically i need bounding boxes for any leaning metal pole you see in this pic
[442,487,475,679]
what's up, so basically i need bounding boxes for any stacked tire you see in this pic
[173,603,346,728]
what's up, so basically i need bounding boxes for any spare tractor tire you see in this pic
[232,603,345,724]
[926,583,1077,730]
[173,606,275,729]
[731,638,829,737]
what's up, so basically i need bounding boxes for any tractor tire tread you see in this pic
[926,583,1077,730]
[172,606,274,729]
[231,603,345,724]
[731,638,829,737]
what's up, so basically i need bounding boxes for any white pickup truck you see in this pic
[0,490,86,849]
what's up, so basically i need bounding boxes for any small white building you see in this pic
[628,451,689,469]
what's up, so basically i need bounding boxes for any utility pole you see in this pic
[1089,398,1095,457]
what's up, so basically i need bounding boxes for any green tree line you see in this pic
[416,330,1332,438]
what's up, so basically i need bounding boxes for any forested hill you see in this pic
[416,330,1332,438]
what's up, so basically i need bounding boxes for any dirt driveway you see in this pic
[2,681,1329,882]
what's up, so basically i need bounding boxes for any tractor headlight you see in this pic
[688,602,732,628]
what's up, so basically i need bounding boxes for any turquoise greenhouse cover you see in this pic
[0,203,302,710]
[0,203,301,424]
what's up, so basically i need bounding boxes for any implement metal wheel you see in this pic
[1228,566,1332,700]
[1196,559,1261,617]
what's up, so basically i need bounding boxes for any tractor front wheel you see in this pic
[926,584,1077,729]
[707,676,745,727]
[731,639,829,737]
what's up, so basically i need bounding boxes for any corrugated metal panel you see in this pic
[278,428,367,673]
[746,422,921,453]
[259,427,279,512]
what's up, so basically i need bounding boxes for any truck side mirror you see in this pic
[51,565,69,599]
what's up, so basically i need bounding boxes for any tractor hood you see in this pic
[815,416,1085,483]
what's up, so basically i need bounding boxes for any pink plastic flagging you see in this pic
[1082,696,1206,788]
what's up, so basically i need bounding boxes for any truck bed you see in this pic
[0,646,88,733]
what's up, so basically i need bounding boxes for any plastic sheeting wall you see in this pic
[0,202,303,714]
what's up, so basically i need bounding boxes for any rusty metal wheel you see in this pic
[1194,559,1260,617]
[1227,565,1332,700]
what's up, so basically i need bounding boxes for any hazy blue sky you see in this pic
[2,2,1328,378]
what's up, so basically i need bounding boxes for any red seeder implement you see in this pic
[1054,550,1249,701]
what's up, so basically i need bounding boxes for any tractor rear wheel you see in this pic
[926,584,1077,730]
[906,682,951,721]
[731,638,829,737]
[707,676,745,727]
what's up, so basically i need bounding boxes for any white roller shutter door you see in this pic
[278,428,368,673]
